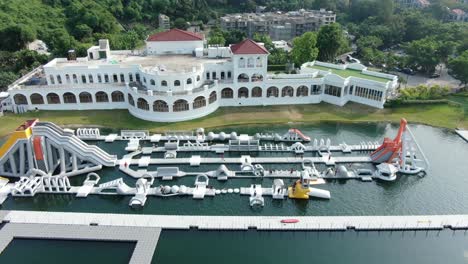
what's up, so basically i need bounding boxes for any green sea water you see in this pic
[1,122,468,263]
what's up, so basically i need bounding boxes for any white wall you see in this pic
[145,40,204,55]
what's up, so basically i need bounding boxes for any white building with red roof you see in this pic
[6,29,398,122]
[146,29,205,55]
[448,9,468,22]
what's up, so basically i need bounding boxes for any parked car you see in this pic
[402,68,415,75]
[430,73,440,78]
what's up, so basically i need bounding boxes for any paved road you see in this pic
[395,64,461,89]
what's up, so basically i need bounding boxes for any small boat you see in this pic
[281,219,299,224]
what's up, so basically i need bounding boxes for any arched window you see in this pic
[79,92,92,103]
[135,73,140,82]
[247,57,254,68]
[14,94,27,105]
[119,73,125,83]
[193,96,206,109]
[113,74,118,82]
[252,87,262,97]
[88,74,93,83]
[56,75,62,84]
[187,78,192,85]
[150,79,155,86]
[111,91,125,102]
[173,99,189,112]
[96,91,109,102]
[256,57,263,67]
[209,91,217,104]
[63,92,77,104]
[267,87,279,97]
[161,80,167,86]
[128,94,134,106]
[251,74,263,82]
[196,75,200,81]
[153,100,169,112]
[174,80,181,86]
[97,74,102,83]
[73,74,78,84]
[237,73,249,83]
[239,57,245,68]
[221,72,225,80]
[81,75,87,84]
[30,93,44,105]
[282,86,294,97]
[65,74,71,83]
[297,86,308,97]
[46,93,60,104]
[238,87,249,98]
[49,75,55,85]
[137,98,149,110]
[221,88,233,99]
[104,74,109,83]
[128,73,134,82]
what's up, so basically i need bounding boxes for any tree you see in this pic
[223,30,246,45]
[208,33,226,46]
[0,25,36,52]
[404,37,443,74]
[376,0,394,23]
[317,23,347,62]
[0,72,18,90]
[173,18,188,30]
[252,33,274,51]
[448,51,468,87]
[291,32,319,66]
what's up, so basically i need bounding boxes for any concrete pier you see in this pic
[0,222,161,264]
[2,210,468,231]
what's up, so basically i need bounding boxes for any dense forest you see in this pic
[1,0,468,89]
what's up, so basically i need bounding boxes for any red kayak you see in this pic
[281,219,299,224]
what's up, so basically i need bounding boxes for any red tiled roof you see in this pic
[230,39,269,55]
[452,9,465,15]
[147,29,203,42]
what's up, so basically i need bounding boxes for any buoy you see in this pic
[228,188,233,193]
[221,189,227,194]
[215,190,221,194]
[179,185,187,194]
[281,219,299,224]
[234,188,240,193]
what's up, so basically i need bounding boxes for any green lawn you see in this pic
[0,102,465,138]
[309,65,393,82]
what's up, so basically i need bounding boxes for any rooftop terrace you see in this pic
[49,53,231,73]
[308,65,394,83]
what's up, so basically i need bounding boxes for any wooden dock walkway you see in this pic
[0,222,161,264]
[2,210,468,231]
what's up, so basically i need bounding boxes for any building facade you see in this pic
[394,0,430,8]
[220,9,336,41]
[6,29,398,122]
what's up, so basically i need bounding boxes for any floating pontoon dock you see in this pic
[2,210,468,231]
[0,221,161,264]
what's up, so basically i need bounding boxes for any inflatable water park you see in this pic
[0,118,429,208]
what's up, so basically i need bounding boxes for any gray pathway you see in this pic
[0,222,161,264]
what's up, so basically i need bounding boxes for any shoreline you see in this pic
[0,102,464,138]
